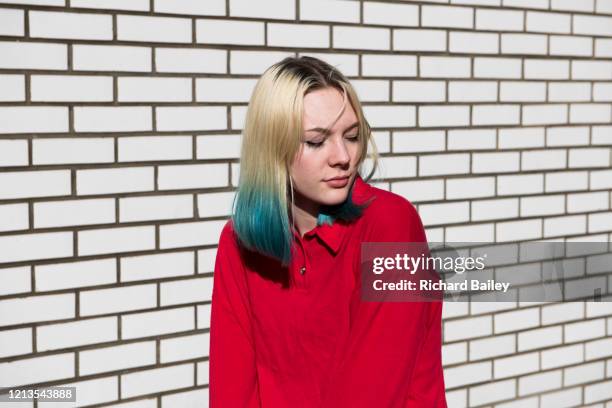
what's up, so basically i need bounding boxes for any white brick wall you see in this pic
[1,2,611,407]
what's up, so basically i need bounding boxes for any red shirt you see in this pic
[209,175,447,408]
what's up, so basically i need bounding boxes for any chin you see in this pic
[318,188,350,206]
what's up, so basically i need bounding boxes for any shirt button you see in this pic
[299,266,306,275]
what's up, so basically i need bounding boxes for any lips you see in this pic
[325,175,350,181]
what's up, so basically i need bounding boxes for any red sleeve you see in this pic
[318,199,447,408]
[209,221,261,408]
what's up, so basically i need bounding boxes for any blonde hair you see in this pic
[232,56,379,265]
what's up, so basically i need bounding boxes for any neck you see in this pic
[290,193,319,238]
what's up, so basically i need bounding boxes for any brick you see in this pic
[473,152,519,173]
[156,106,226,132]
[595,38,612,57]
[420,56,471,78]
[362,54,417,77]
[268,23,329,48]
[448,128,496,150]
[299,0,359,23]
[0,266,30,296]
[363,105,416,128]
[37,316,116,351]
[570,148,610,168]
[0,106,68,134]
[230,0,293,19]
[442,342,467,366]
[500,81,546,102]
[121,363,193,398]
[0,139,28,167]
[574,14,612,36]
[80,284,156,316]
[572,60,612,80]
[51,377,118,407]
[546,126,589,146]
[197,191,234,218]
[393,81,444,103]
[597,0,612,13]
[497,219,542,241]
[0,328,32,358]
[594,82,612,101]
[118,135,192,162]
[119,77,192,102]
[422,5,473,29]
[552,0,594,11]
[593,126,612,145]
[522,149,566,171]
[0,203,28,232]
[449,81,497,102]
[120,194,193,222]
[590,169,612,190]
[196,134,240,159]
[154,0,224,15]
[196,78,257,102]
[0,8,24,36]
[470,334,515,360]
[495,307,540,333]
[0,41,66,70]
[420,105,470,127]
[78,226,156,256]
[474,57,521,79]
[519,370,562,396]
[445,223,494,241]
[470,379,516,406]
[570,103,611,124]
[540,387,582,407]
[162,388,208,406]
[301,52,358,77]
[350,79,388,102]
[419,153,470,176]
[33,137,114,165]
[542,302,584,325]
[549,82,591,102]
[121,251,194,282]
[231,106,247,130]
[526,11,571,34]
[80,341,155,375]
[445,390,467,408]
[502,33,548,57]
[499,127,545,149]
[0,0,64,4]
[550,35,593,57]
[518,326,562,351]
[230,50,294,75]
[0,231,72,264]
[450,31,498,54]
[472,198,519,221]
[546,171,588,192]
[585,337,612,360]
[445,315,492,342]
[161,277,212,306]
[445,361,491,388]
[391,179,444,203]
[35,258,116,291]
[74,106,152,132]
[121,307,194,339]
[362,2,417,26]
[446,177,494,199]
[0,170,70,200]
[72,0,149,11]
[584,379,612,404]
[0,353,74,388]
[34,198,115,228]
[159,333,210,363]
[0,74,25,102]
[419,201,470,226]
[525,59,570,80]
[564,362,604,387]
[197,303,211,329]
[494,352,539,379]
[196,19,264,45]
[157,48,226,73]
[523,104,568,126]
[77,167,154,195]
[476,8,523,31]
[474,104,521,126]
[29,11,112,40]
[117,15,191,43]
[568,192,608,213]
[73,44,151,72]
[393,29,446,52]
[520,195,565,217]
[565,319,606,343]
[392,130,444,152]
[159,219,226,249]
[498,173,543,195]
[542,344,584,369]
[0,293,74,327]
[158,163,227,190]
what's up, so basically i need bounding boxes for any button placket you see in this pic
[293,234,308,290]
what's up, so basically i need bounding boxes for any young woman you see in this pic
[209,56,447,407]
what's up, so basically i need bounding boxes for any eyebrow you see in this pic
[306,122,359,134]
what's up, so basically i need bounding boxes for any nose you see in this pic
[328,136,350,167]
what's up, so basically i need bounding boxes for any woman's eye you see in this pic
[346,134,359,141]
[305,140,323,148]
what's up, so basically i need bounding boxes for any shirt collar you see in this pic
[298,174,375,255]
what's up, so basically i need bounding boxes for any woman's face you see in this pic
[289,86,362,213]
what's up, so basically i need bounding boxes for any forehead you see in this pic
[302,87,357,131]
